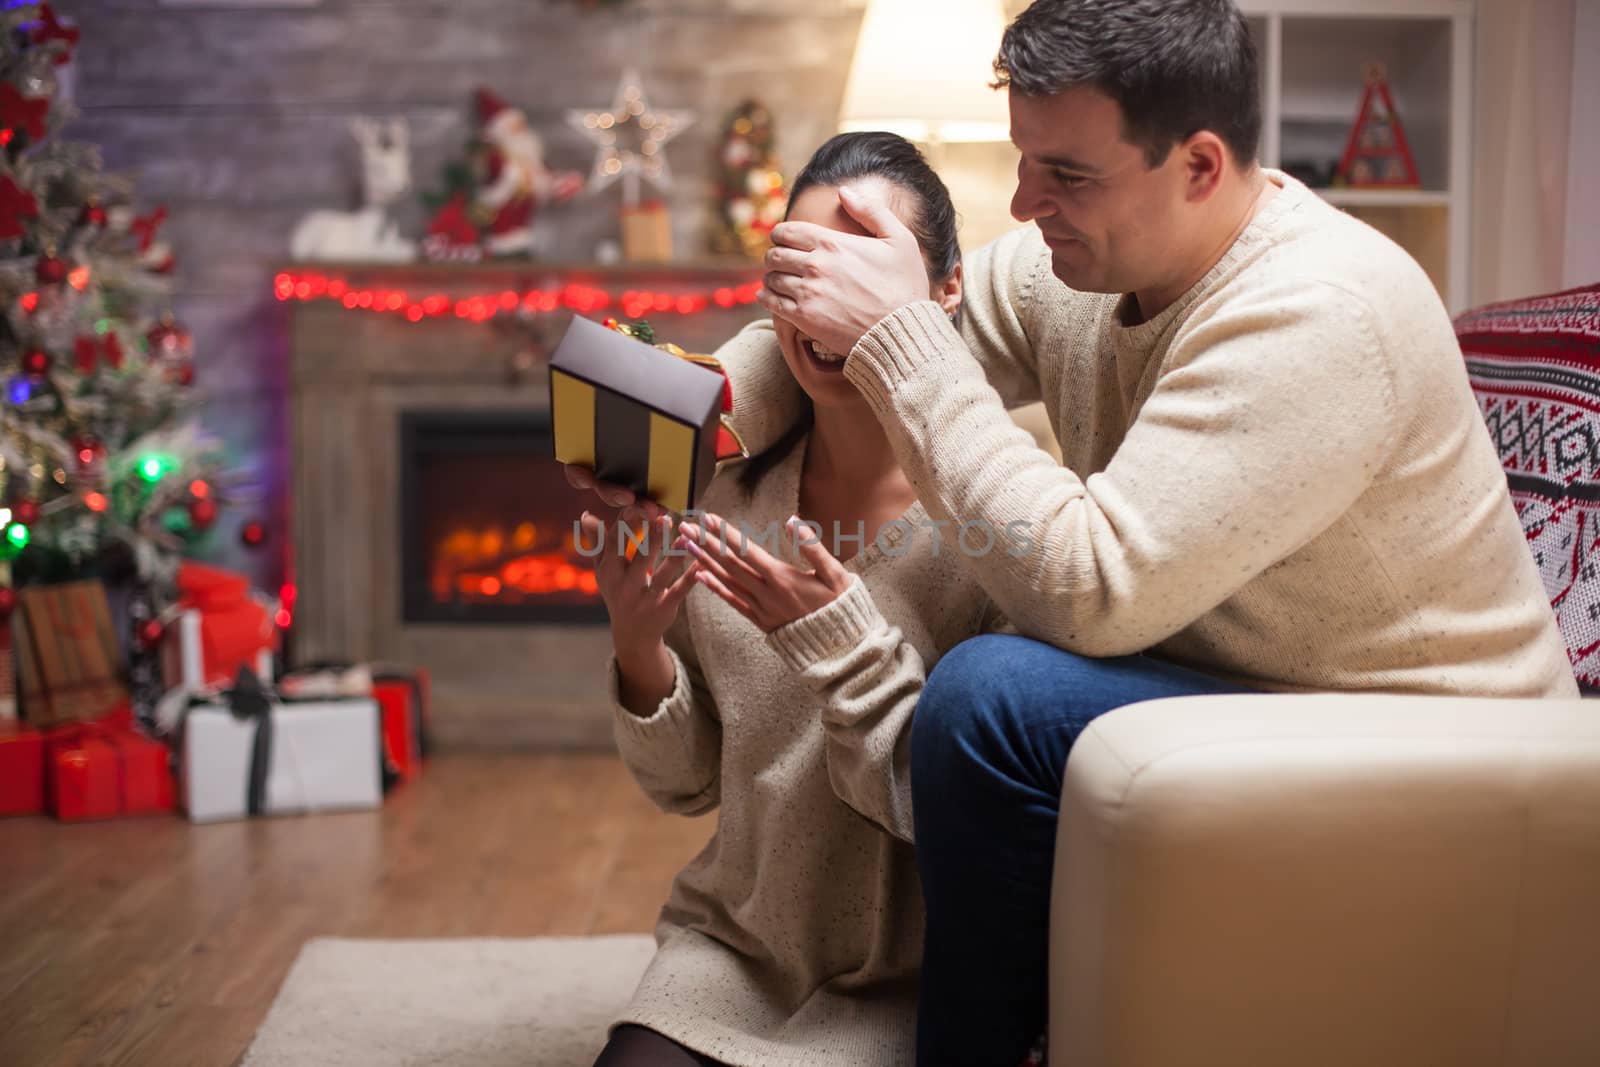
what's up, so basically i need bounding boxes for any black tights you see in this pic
[592,1024,725,1067]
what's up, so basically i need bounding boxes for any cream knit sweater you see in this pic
[608,439,992,1066]
[719,171,1576,698]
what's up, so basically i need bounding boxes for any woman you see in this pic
[584,132,992,1067]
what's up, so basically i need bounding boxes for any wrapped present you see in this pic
[0,720,45,816]
[373,669,426,784]
[620,199,672,261]
[1,613,17,720]
[11,580,129,728]
[43,704,176,821]
[162,562,277,692]
[162,610,275,693]
[549,315,726,513]
[179,670,382,824]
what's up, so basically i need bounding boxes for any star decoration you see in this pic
[566,70,694,205]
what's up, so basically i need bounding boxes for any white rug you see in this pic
[241,935,656,1067]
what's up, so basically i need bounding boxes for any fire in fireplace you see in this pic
[399,410,607,624]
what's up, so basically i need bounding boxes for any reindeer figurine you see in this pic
[290,116,417,262]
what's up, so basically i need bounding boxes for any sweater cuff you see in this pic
[766,575,884,673]
[845,300,966,412]
[607,646,696,743]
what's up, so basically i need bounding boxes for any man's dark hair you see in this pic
[994,0,1262,168]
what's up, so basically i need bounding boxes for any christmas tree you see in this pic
[0,4,230,609]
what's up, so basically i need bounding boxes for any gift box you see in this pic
[620,200,673,262]
[180,687,382,824]
[11,580,130,728]
[373,670,426,784]
[549,315,726,513]
[162,562,278,692]
[0,719,44,816]
[43,705,176,821]
[162,610,275,692]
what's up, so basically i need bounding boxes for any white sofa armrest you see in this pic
[1051,693,1600,1067]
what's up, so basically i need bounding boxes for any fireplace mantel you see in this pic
[285,259,765,748]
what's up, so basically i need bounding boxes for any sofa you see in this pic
[1050,284,1600,1066]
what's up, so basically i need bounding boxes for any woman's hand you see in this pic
[583,510,700,658]
[678,512,852,634]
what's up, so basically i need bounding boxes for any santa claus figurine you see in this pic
[472,88,583,257]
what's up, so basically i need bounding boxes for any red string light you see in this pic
[272,270,764,323]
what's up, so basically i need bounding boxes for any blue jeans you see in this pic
[909,634,1253,1067]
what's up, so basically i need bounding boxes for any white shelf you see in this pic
[1245,1,1473,312]
[1316,189,1453,208]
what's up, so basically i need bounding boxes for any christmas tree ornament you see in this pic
[145,313,193,368]
[136,618,164,651]
[709,100,787,259]
[79,199,107,228]
[35,250,66,285]
[188,498,217,531]
[0,83,49,142]
[0,173,38,239]
[29,5,81,65]
[290,116,417,263]
[240,519,268,548]
[21,347,49,376]
[73,335,96,374]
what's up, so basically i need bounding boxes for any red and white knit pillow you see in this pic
[1458,283,1600,687]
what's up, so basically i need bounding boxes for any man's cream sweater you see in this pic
[720,171,1576,697]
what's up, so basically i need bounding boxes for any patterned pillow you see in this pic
[1457,283,1600,687]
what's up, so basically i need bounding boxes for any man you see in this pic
[571,1,1576,1062]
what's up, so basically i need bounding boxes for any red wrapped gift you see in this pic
[162,562,277,690]
[373,673,424,783]
[0,720,45,816]
[45,705,176,821]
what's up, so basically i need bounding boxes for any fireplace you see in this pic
[399,410,605,625]
[286,259,764,748]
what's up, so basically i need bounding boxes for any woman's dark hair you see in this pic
[994,0,1261,168]
[738,131,961,494]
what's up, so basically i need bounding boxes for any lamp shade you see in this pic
[839,0,1011,143]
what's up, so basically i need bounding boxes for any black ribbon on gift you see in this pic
[227,665,274,816]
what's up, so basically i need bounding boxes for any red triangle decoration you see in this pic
[1335,62,1421,189]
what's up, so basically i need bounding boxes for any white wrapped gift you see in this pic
[181,698,382,824]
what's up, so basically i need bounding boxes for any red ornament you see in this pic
[0,85,49,143]
[35,252,66,285]
[30,5,81,65]
[104,333,124,369]
[11,499,40,526]
[22,347,49,376]
[0,587,15,620]
[79,201,107,228]
[130,206,168,253]
[175,363,195,387]
[73,436,106,471]
[146,314,193,361]
[0,174,39,240]
[137,618,165,651]
[74,335,97,374]
[240,519,267,548]
[188,498,218,530]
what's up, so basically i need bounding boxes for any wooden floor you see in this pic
[0,754,714,1067]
